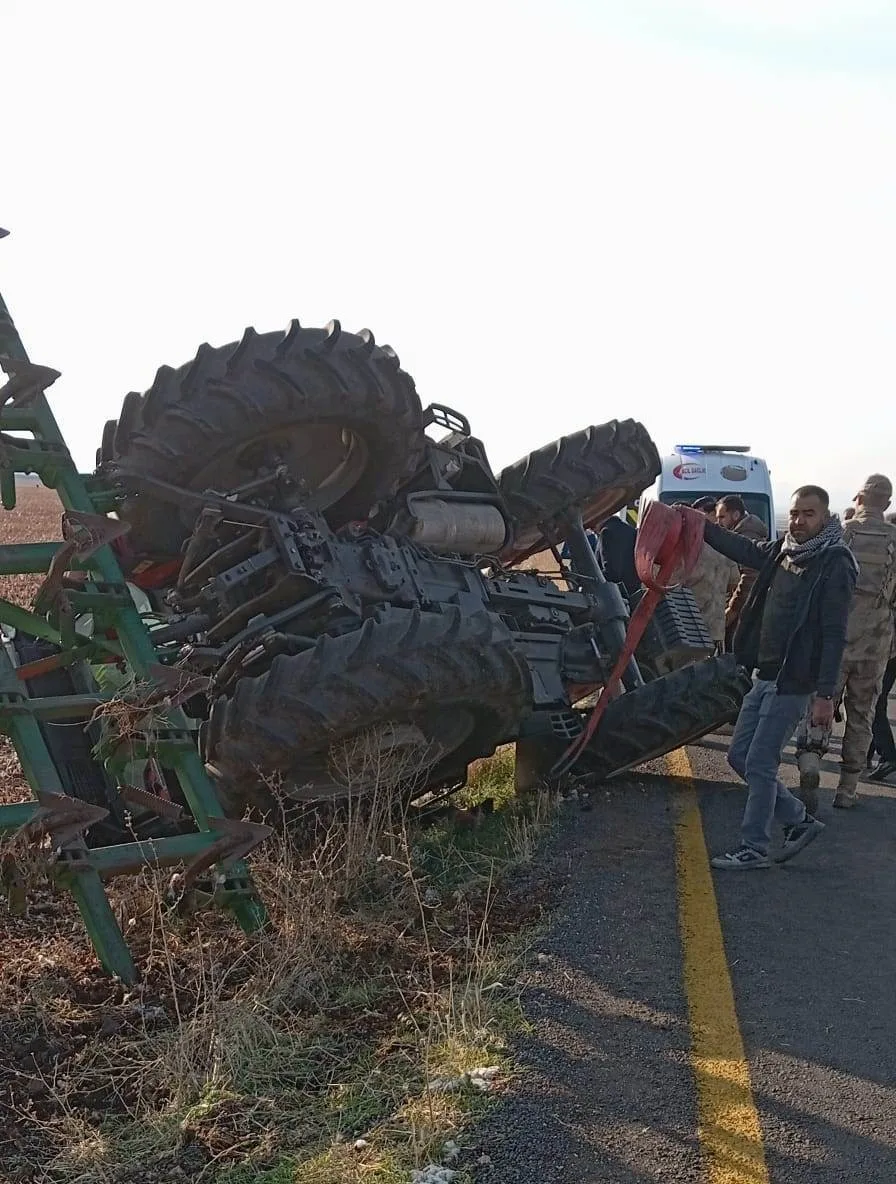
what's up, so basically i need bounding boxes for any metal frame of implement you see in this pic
[0,228,269,982]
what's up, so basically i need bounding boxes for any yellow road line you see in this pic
[667,746,770,1184]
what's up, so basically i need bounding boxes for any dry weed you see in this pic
[0,731,558,1183]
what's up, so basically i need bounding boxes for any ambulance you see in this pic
[638,444,777,537]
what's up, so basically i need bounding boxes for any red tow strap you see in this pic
[551,502,706,776]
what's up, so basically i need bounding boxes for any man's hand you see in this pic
[811,696,835,728]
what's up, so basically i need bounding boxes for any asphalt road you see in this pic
[470,715,896,1183]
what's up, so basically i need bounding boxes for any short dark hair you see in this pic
[792,484,829,508]
[693,496,717,512]
[717,495,746,515]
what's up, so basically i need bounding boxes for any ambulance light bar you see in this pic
[674,444,751,454]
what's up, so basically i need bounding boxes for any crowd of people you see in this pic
[576,478,896,871]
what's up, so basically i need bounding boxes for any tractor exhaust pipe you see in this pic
[388,495,509,555]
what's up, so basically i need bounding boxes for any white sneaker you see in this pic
[710,845,770,870]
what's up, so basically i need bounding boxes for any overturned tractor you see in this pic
[0,290,750,980]
[94,320,749,816]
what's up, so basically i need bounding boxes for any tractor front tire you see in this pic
[575,654,751,780]
[497,419,660,566]
[531,654,751,785]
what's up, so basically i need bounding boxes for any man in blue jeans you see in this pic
[701,485,858,869]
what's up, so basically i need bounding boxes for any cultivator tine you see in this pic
[0,356,61,408]
[0,792,109,915]
[23,790,110,848]
[32,510,132,614]
[179,817,272,890]
[118,783,189,823]
[63,509,132,556]
[32,539,78,613]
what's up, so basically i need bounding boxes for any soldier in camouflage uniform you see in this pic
[795,474,896,810]
[866,509,896,781]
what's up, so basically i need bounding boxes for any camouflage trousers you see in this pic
[795,651,890,777]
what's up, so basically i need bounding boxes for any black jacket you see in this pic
[703,521,856,697]
[598,516,639,597]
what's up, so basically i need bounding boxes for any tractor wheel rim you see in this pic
[186,423,370,514]
[284,708,476,801]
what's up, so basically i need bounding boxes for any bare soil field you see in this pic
[0,485,63,806]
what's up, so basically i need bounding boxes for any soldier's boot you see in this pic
[796,750,821,815]
[833,772,860,809]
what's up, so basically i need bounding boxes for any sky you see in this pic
[4,0,896,518]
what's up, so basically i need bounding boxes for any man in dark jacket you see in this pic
[597,514,639,598]
[560,515,640,599]
[702,485,857,869]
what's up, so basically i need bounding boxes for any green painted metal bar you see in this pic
[0,646,137,981]
[0,542,65,574]
[0,284,30,359]
[0,800,258,896]
[0,800,41,831]
[66,586,135,612]
[63,830,233,878]
[0,438,68,483]
[70,874,141,982]
[0,597,61,643]
[78,481,120,513]
[0,693,67,795]
[1,467,15,510]
[1,408,42,432]
[0,692,102,719]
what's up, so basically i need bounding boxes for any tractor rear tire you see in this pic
[99,321,427,558]
[572,654,751,781]
[203,607,532,817]
[497,419,660,566]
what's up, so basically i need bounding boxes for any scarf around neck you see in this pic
[780,514,846,567]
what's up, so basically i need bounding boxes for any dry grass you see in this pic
[0,487,561,1183]
[0,777,557,1183]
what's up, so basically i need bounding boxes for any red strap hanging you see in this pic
[551,502,706,776]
